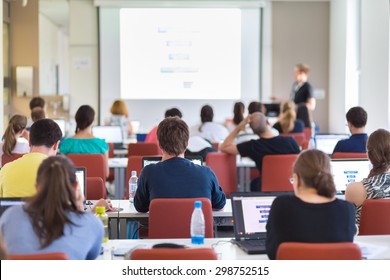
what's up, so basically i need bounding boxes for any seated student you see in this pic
[105,99,133,139]
[266,149,356,260]
[0,156,104,260]
[220,112,300,191]
[134,117,226,213]
[345,129,390,226]
[59,105,109,177]
[332,106,368,154]
[225,101,245,132]
[272,101,304,134]
[0,115,30,166]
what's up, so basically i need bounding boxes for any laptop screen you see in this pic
[142,156,203,168]
[0,198,26,217]
[52,119,66,137]
[315,134,349,155]
[75,167,87,199]
[331,159,371,193]
[92,126,123,144]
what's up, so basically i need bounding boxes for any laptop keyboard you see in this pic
[242,239,266,247]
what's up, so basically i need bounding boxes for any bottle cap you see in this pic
[194,201,202,208]
[131,170,137,177]
[96,206,106,214]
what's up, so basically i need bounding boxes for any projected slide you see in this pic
[120,8,241,99]
[242,199,273,234]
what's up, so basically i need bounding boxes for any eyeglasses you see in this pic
[289,177,294,184]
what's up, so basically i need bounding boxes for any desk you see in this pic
[98,235,390,260]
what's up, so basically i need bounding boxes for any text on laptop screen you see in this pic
[315,134,349,154]
[92,126,123,144]
[331,159,371,193]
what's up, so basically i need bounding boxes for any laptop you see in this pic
[0,198,26,218]
[52,118,66,138]
[263,103,280,117]
[330,159,371,194]
[142,156,203,168]
[75,167,87,202]
[92,126,125,149]
[230,192,293,254]
[315,134,349,155]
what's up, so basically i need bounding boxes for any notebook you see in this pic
[0,198,25,217]
[75,167,87,201]
[330,159,371,193]
[315,134,349,155]
[142,156,203,168]
[230,192,292,254]
[92,126,124,149]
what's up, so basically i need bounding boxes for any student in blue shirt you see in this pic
[332,106,368,154]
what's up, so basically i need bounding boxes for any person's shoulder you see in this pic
[0,204,25,221]
[333,198,356,211]
[272,195,295,206]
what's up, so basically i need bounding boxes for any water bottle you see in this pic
[129,171,138,203]
[190,201,205,245]
[95,206,108,243]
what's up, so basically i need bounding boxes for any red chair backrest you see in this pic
[332,152,368,159]
[359,199,390,235]
[277,242,362,260]
[149,198,214,239]
[303,127,312,142]
[86,177,106,200]
[205,152,237,198]
[130,248,218,260]
[127,142,161,157]
[261,154,298,192]
[67,154,106,184]
[8,252,69,260]
[1,153,24,167]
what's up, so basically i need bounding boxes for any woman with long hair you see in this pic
[0,156,104,259]
[346,129,390,226]
[272,101,304,134]
[266,149,356,259]
[106,99,133,138]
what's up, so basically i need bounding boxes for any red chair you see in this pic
[86,177,106,200]
[67,154,107,184]
[303,127,312,142]
[127,142,161,157]
[261,154,298,192]
[359,199,390,235]
[149,198,214,239]
[332,152,367,159]
[130,248,218,260]
[107,143,115,183]
[1,153,24,167]
[277,242,362,260]
[8,252,69,260]
[205,152,237,198]
[280,133,307,150]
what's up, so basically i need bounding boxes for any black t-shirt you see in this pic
[292,82,313,104]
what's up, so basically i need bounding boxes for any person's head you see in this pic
[110,99,128,117]
[279,101,296,133]
[294,63,310,82]
[346,106,367,130]
[75,105,95,133]
[165,108,182,118]
[29,119,62,154]
[26,156,82,248]
[31,107,46,123]
[296,103,312,128]
[249,112,268,135]
[292,149,336,198]
[29,97,45,110]
[366,129,390,177]
[248,101,262,114]
[157,117,189,156]
[233,102,245,125]
[2,115,28,156]
[200,105,214,123]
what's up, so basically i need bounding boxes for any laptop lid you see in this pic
[92,126,123,144]
[315,134,349,155]
[330,159,371,193]
[231,192,292,241]
[75,167,87,200]
[142,156,203,168]
[0,198,26,217]
[52,118,66,137]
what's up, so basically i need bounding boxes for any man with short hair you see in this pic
[332,106,368,154]
[134,117,226,213]
[0,119,62,197]
[220,112,300,191]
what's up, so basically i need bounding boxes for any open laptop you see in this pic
[230,192,293,254]
[75,167,87,202]
[330,159,371,194]
[52,118,66,138]
[92,125,124,149]
[315,133,349,155]
[0,198,26,218]
[142,156,203,168]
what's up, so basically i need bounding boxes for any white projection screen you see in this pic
[120,8,241,100]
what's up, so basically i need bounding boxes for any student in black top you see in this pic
[265,149,356,260]
[220,112,300,191]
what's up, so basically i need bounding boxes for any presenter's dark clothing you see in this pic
[134,157,226,212]
[291,81,313,104]
[272,120,305,134]
[332,134,368,154]
[266,195,356,260]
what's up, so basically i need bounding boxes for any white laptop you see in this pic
[92,126,124,148]
[330,159,371,193]
[75,167,87,202]
[315,134,349,155]
[52,118,66,137]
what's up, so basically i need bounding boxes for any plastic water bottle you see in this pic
[129,171,138,203]
[95,206,109,243]
[190,201,205,245]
